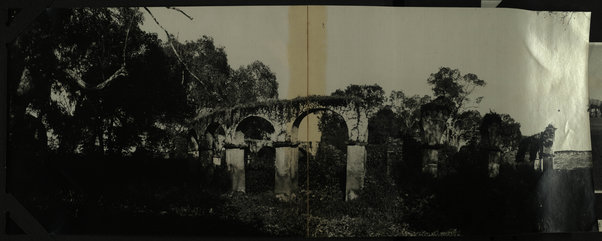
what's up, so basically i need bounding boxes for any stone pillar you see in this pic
[212,155,222,166]
[480,113,504,177]
[422,147,439,177]
[290,146,299,191]
[225,147,245,192]
[346,144,366,201]
[386,138,403,181]
[541,125,556,171]
[419,100,451,177]
[274,146,293,195]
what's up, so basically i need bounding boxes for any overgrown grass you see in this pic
[216,191,306,236]
[10,142,546,236]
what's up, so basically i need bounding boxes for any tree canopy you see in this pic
[425,67,487,149]
[332,84,385,110]
[9,7,279,157]
[427,67,486,111]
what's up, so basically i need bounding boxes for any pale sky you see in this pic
[140,6,592,151]
[140,7,292,97]
[590,43,602,100]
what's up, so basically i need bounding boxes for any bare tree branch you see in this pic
[144,7,206,88]
[70,9,134,91]
[122,11,135,65]
[72,7,200,91]
[166,6,194,20]
[71,65,128,90]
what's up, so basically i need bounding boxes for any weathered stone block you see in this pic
[422,149,439,177]
[275,146,292,195]
[212,157,221,166]
[226,148,245,192]
[553,151,593,170]
[346,145,366,201]
[290,146,299,191]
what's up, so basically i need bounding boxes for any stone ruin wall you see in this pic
[553,151,593,170]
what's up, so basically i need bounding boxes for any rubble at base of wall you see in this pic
[553,151,593,170]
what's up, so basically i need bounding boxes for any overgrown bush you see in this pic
[217,191,306,236]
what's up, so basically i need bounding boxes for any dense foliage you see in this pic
[308,68,544,236]
[9,8,279,159]
[7,7,281,235]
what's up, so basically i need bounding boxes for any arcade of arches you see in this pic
[188,96,371,201]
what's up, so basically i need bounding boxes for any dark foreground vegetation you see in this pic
[7,145,543,236]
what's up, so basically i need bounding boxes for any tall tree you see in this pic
[230,61,279,104]
[389,90,431,138]
[454,110,482,147]
[331,84,385,110]
[426,67,486,149]
[10,8,190,155]
[427,67,485,111]
[164,35,231,110]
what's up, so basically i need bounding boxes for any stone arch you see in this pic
[225,115,276,193]
[204,122,226,151]
[229,115,276,145]
[203,122,226,166]
[186,129,199,158]
[291,107,351,198]
[188,128,199,143]
[212,98,369,200]
[290,108,350,144]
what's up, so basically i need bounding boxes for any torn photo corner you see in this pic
[6,6,596,237]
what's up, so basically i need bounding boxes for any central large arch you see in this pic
[226,115,276,192]
[293,109,350,200]
[203,122,226,166]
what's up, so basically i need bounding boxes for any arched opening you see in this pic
[246,146,276,194]
[204,123,226,165]
[187,129,200,159]
[205,123,226,150]
[235,116,275,141]
[235,116,276,193]
[292,109,349,201]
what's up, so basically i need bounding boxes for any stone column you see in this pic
[225,147,245,192]
[274,145,298,196]
[480,113,504,178]
[541,125,556,171]
[385,138,403,181]
[422,147,439,177]
[487,150,502,178]
[290,146,299,192]
[346,144,366,201]
[419,102,450,177]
